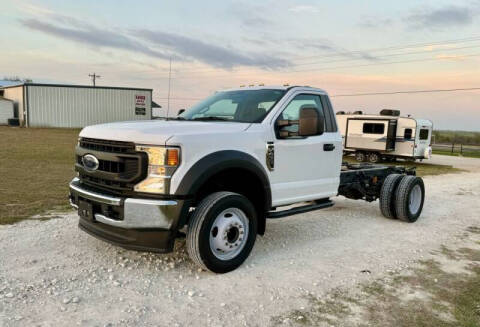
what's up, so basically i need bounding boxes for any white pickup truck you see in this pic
[69,85,425,273]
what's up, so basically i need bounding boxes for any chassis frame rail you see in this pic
[339,162,416,202]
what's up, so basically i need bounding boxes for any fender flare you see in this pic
[175,150,272,210]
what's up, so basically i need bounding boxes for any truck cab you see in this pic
[70,85,424,273]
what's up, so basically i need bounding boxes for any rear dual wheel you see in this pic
[379,175,425,222]
[395,175,425,222]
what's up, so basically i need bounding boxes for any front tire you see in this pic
[186,192,257,273]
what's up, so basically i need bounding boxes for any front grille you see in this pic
[78,173,132,194]
[76,156,138,178]
[79,138,135,154]
[76,138,147,194]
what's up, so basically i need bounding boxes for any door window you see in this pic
[404,128,412,140]
[278,94,324,133]
[419,129,429,140]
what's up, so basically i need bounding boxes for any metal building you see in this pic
[0,97,14,125]
[0,83,153,128]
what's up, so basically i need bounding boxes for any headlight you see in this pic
[134,146,180,194]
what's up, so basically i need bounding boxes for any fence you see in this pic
[432,143,480,157]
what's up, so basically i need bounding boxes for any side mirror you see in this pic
[177,109,186,115]
[298,107,324,136]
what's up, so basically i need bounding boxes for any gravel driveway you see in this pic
[1,155,479,327]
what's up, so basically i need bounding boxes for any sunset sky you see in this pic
[1,0,480,130]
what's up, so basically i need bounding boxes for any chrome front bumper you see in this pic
[69,178,178,229]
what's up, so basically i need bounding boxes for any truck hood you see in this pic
[79,120,251,145]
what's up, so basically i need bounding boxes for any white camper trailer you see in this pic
[337,109,433,163]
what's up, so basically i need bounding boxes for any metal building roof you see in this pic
[0,82,152,91]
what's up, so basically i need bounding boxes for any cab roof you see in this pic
[220,85,328,94]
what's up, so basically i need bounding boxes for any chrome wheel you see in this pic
[409,184,422,214]
[209,208,249,261]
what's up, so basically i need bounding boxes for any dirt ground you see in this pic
[0,155,479,326]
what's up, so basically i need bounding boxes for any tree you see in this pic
[3,76,33,82]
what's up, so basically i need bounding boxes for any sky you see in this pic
[1,0,480,131]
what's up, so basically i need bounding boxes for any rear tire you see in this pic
[394,176,425,223]
[186,192,257,273]
[379,174,403,219]
[355,151,366,162]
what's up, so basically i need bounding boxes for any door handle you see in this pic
[324,144,335,151]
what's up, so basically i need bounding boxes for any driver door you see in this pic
[269,93,341,206]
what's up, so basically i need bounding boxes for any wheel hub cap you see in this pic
[209,208,249,260]
[409,184,422,214]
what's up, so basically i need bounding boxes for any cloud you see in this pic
[358,17,394,29]
[19,9,290,70]
[435,54,468,61]
[288,5,320,13]
[227,2,276,28]
[406,5,479,29]
[287,39,379,62]
[20,17,174,61]
[133,29,291,69]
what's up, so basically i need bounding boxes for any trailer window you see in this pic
[404,128,412,140]
[419,129,429,140]
[363,123,385,134]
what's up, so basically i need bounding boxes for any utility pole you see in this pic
[167,58,172,118]
[88,73,101,87]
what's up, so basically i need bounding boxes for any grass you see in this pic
[432,149,480,159]
[0,126,79,224]
[343,156,464,177]
[432,130,480,146]
[274,228,480,326]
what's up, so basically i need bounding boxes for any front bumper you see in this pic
[69,177,185,252]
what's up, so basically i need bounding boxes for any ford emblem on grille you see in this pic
[82,154,99,172]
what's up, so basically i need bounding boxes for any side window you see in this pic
[321,95,337,132]
[363,123,385,134]
[278,94,324,134]
[419,129,429,140]
[404,128,413,140]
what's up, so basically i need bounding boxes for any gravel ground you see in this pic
[1,155,479,327]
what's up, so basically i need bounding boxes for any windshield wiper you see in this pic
[191,116,230,121]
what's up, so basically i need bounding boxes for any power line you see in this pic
[155,35,480,76]
[155,87,480,102]
[165,52,480,80]
[331,87,480,97]
[278,43,480,68]
[125,35,480,77]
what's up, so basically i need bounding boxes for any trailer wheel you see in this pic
[379,174,403,219]
[367,152,380,163]
[355,151,366,162]
[394,176,425,223]
[186,192,257,273]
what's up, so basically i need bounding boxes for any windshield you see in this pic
[179,89,286,123]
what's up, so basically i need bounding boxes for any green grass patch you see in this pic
[0,127,79,224]
[432,149,480,159]
[432,130,480,146]
[343,156,464,177]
